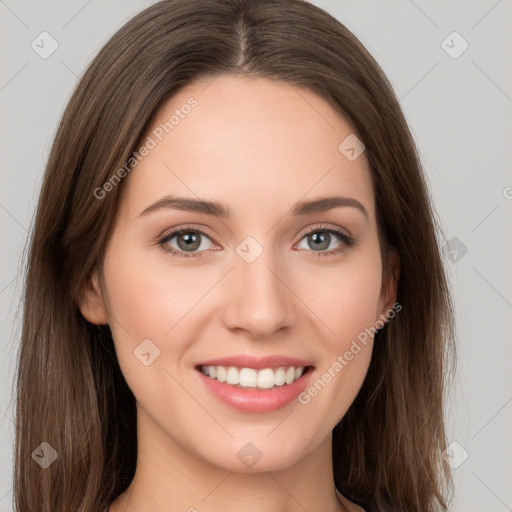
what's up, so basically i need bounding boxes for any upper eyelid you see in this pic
[159,225,217,244]
[296,223,351,238]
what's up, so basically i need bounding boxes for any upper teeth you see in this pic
[200,365,306,389]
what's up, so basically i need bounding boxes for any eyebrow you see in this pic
[138,195,369,221]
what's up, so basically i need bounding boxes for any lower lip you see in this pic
[196,367,315,413]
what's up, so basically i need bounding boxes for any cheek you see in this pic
[293,253,383,346]
[99,239,181,380]
[103,237,215,333]
[291,250,382,411]
[100,243,218,414]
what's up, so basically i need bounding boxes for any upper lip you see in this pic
[196,355,315,370]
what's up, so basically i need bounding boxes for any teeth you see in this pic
[216,366,226,382]
[200,365,307,389]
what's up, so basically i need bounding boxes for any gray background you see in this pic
[1,0,511,510]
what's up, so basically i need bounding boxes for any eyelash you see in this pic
[156,224,358,260]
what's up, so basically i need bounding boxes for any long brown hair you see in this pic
[14,1,456,510]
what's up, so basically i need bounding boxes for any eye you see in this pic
[157,227,216,258]
[295,225,356,257]
[156,224,357,260]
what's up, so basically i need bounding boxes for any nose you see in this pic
[221,247,297,339]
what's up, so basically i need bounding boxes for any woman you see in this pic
[14,1,456,511]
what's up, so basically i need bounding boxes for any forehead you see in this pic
[121,75,375,222]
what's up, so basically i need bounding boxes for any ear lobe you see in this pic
[379,250,400,319]
[78,270,109,325]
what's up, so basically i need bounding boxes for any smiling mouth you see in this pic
[195,364,315,390]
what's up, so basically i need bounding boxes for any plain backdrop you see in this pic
[1,1,511,511]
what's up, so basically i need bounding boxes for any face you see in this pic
[81,74,398,474]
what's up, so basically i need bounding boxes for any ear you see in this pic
[78,270,109,325]
[377,249,400,321]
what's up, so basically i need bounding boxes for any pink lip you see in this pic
[196,366,315,413]
[196,355,315,370]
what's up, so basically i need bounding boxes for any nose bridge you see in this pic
[222,235,296,337]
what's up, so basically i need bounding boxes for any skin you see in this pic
[80,74,399,512]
